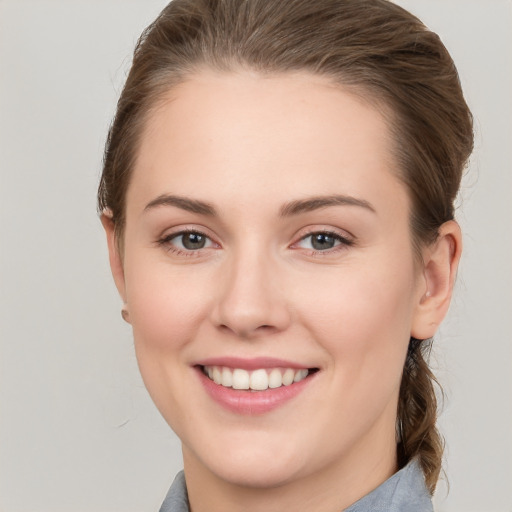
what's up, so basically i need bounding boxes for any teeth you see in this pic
[221,367,233,387]
[282,368,295,386]
[268,368,282,389]
[250,369,268,391]
[232,369,250,389]
[212,367,222,385]
[294,369,308,382]
[203,366,311,391]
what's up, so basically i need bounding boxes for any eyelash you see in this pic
[157,229,355,257]
[157,229,215,257]
[294,230,355,256]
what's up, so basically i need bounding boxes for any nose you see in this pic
[211,248,291,339]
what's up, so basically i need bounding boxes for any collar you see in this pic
[344,458,433,511]
[159,459,433,512]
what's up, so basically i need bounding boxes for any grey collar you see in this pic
[159,471,189,512]
[344,459,433,511]
[159,459,432,512]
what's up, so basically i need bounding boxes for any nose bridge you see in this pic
[213,239,290,337]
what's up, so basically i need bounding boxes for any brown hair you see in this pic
[98,0,473,493]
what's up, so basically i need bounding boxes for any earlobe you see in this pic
[101,211,127,304]
[411,220,462,340]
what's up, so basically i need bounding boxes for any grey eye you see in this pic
[296,231,351,252]
[310,233,339,250]
[181,232,207,250]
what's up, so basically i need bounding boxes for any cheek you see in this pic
[297,255,417,378]
[124,255,213,354]
[121,268,218,438]
[123,254,215,426]
[294,262,417,441]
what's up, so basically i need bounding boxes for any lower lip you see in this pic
[195,367,316,415]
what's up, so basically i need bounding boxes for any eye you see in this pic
[159,230,215,252]
[296,231,353,252]
[177,232,210,250]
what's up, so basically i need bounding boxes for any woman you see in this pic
[98,0,473,510]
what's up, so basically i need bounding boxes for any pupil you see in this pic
[182,233,206,250]
[312,233,335,250]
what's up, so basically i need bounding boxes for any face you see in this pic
[113,71,429,490]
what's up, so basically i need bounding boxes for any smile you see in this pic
[202,365,311,391]
[195,359,319,414]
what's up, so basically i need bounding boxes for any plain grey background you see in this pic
[0,0,511,511]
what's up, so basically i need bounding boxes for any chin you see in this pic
[183,432,312,489]
[207,455,305,489]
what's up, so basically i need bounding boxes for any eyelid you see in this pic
[157,224,217,242]
[156,225,221,255]
[292,226,355,244]
[290,227,355,254]
[171,231,214,247]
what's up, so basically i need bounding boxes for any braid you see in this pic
[397,337,444,494]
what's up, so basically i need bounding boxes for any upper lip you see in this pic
[194,356,315,371]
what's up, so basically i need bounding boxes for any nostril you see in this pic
[218,323,278,339]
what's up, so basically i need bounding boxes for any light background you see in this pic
[0,0,510,511]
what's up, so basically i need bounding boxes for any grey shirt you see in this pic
[159,458,433,512]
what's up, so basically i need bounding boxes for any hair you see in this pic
[98,0,473,494]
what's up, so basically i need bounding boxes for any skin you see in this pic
[103,70,461,512]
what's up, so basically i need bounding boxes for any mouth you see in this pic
[194,357,320,414]
[200,365,318,392]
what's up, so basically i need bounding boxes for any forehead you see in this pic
[128,70,404,216]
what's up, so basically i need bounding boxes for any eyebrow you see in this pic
[144,194,217,216]
[279,195,376,216]
[143,193,375,217]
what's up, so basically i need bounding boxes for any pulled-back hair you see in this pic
[98,0,473,493]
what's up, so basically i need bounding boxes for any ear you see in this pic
[411,220,462,340]
[101,212,127,304]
